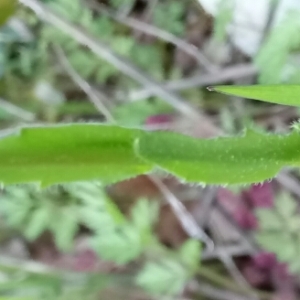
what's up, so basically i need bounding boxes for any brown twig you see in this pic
[197,187,217,227]
[149,174,214,250]
[197,265,273,300]
[202,243,253,260]
[220,253,259,300]
[53,45,115,123]
[214,201,258,253]
[193,281,256,300]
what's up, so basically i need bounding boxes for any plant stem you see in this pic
[197,265,273,300]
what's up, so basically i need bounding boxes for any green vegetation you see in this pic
[1,0,300,299]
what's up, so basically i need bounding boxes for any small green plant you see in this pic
[0,181,201,298]
[153,1,185,36]
[255,10,300,84]
[137,239,201,296]
[0,182,108,251]
[213,0,234,42]
[255,192,300,273]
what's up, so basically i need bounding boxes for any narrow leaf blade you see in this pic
[0,124,151,186]
[137,129,300,185]
[210,85,300,107]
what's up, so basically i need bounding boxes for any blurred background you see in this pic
[1,0,300,299]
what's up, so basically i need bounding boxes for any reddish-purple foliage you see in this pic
[217,187,257,230]
[234,206,258,230]
[145,114,174,125]
[253,252,277,270]
[217,183,297,294]
[217,182,274,230]
[73,249,98,271]
[243,183,274,208]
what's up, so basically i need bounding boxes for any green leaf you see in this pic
[210,85,300,107]
[178,239,201,271]
[255,198,300,273]
[111,0,134,10]
[130,44,164,80]
[0,124,151,186]
[112,36,134,57]
[0,0,16,26]
[50,206,78,252]
[255,11,300,84]
[256,232,290,254]
[136,129,300,185]
[256,209,282,231]
[104,197,126,225]
[131,199,159,232]
[3,205,30,227]
[24,205,51,240]
[0,188,33,227]
[79,207,114,231]
[3,124,300,187]
[153,2,185,36]
[289,260,300,274]
[287,217,300,232]
[72,181,114,205]
[91,224,142,264]
[276,240,298,263]
[130,199,158,246]
[275,192,297,218]
[136,259,187,296]
[68,50,97,78]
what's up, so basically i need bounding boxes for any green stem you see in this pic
[197,265,273,300]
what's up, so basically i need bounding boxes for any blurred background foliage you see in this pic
[1,0,300,299]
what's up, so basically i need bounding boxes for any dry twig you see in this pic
[54,45,115,123]
[0,98,35,122]
[125,63,257,102]
[149,175,214,250]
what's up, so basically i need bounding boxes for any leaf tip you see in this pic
[206,86,215,92]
